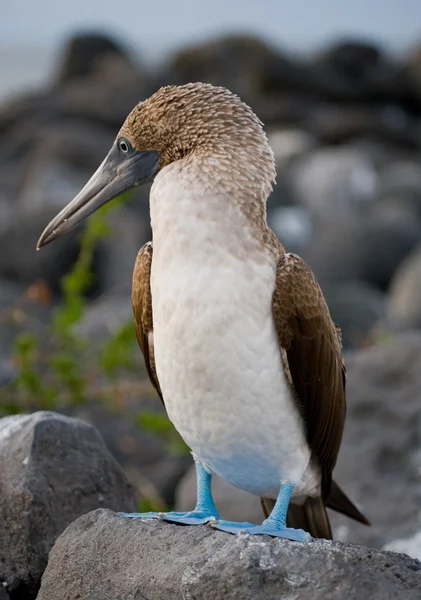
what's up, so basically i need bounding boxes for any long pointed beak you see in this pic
[37,146,159,249]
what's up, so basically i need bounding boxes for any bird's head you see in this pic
[37,82,275,248]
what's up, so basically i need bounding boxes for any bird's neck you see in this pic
[149,157,274,262]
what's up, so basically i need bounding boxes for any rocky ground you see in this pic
[2,28,421,599]
[1,412,420,600]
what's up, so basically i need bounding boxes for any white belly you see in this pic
[151,251,317,499]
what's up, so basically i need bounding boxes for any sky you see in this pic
[1,0,421,98]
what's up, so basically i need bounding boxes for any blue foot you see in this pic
[119,510,218,525]
[119,462,220,526]
[211,520,311,541]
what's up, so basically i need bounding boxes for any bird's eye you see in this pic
[118,138,131,154]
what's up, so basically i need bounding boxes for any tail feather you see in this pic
[326,480,370,526]
[260,479,370,540]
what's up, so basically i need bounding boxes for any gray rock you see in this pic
[304,206,421,291]
[0,206,81,295]
[0,411,136,599]
[388,243,421,330]
[306,104,418,148]
[376,161,421,202]
[18,122,115,214]
[330,332,421,550]
[37,510,421,600]
[289,146,377,220]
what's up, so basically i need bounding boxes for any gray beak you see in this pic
[37,144,159,249]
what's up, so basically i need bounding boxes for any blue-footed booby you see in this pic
[37,83,369,541]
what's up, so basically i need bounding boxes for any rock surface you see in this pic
[0,412,136,600]
[37,509,421,600]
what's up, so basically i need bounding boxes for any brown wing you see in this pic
[273,252,346,498]
[132,242,163,404]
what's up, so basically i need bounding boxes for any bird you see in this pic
[37,82,369,541]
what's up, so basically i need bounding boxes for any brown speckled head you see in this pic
[37,82,276,249]
[118,83,275,176]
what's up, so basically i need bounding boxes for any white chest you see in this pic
[148,167,315,498]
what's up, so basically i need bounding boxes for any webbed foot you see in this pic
[211,519,311,541]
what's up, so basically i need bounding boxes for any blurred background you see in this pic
[1,0,421,559]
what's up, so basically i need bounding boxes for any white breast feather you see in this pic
[149,164,320,500]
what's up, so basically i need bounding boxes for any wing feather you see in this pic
[273,253,346,497]
[131,241,163,403]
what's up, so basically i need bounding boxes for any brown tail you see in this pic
[326,480,370,526]
[261,480,370,541]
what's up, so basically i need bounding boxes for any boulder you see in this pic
[37,510,421,600]
[0,412,136,599]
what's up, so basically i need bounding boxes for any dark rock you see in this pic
[310,40,408,102]
[321,281,386,349]
[330,332,421,551]
[0,585,8,600]
[306,104,419,148]
[37,510,421,600]
[0,411,136,599]
[53,76,145,129]
[388,243,421,329]
[160,34,311,115]
[305,206,421,291]
[401,42,421,106]
[54,31,137,84]
[375,161,421,217]
[360,205,421,289]
[0,207,81,295]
